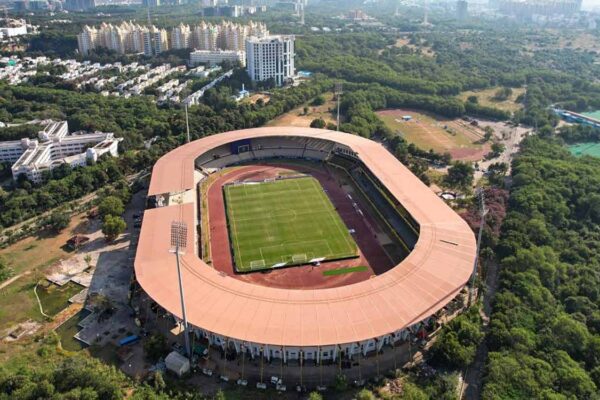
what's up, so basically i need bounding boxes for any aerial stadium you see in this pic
[134,126,476,385]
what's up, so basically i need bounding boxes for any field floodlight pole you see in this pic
[185,104,191,143]
[468,188,487,307]
[170,221,191,360]
[334,82,343,131]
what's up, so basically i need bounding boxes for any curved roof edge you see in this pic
[136,127,476,347]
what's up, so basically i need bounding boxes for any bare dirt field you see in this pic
[266,92,337,127]
[377,109,490,161]
[391,37,435,57]
[245,93,271,105]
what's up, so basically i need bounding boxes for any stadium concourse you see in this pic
[135,127,477,385]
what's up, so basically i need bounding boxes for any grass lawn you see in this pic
[322,266,369,276]
[0,277,41,330]
[457,87,525,113]
[0,213,92,331]
[55,309,90,351]
[0,213,89,275]
[37,281,84,317]
[224,176,358,272]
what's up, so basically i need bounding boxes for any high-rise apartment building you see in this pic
[245,35,294,86]
[171,23,191,49]
[77,20,268,56]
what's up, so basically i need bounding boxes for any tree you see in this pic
[311,95,326,106]
[490,142,506,157]
[310,118,326,129]
[493,87,513,101]
[84,254,92,268]
[488,162,508,186]
[467,95,479,104]
[144,334,169,362]
[445,161,474,188]
[0,257,12,282]
[98,196,124,218]
[402,382,429,399]
[483,126,494,141]
[356,389,376,400]
[431,309,484,368]
[214,390,226,400]
[308,392,323,400]
[102,215,126,241]
[45,211,70,233]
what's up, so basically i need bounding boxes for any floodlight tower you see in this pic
[468,188,488,306]
[170,221,191,359]
[334,82,343,131]
[184,104,191,143]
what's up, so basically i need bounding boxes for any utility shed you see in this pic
[165,351,190,377]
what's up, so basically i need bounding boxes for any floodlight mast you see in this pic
[334,83,343,131]
[468,188,487,306]
[170,221,191,359]
[185,104,191,143]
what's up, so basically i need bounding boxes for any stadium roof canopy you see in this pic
[136,127,477,347]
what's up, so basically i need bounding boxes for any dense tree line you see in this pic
[558,123,600,144]
[481,137,600,398]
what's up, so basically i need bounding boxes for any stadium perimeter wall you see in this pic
[135,127,477,362]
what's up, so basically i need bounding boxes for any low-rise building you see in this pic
[189,49,245,66]
[0,19,28,38]
[0,121,121,183]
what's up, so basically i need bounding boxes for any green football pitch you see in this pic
[223,176,359,272]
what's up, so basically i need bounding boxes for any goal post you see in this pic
[249,260,266,271]
[291,254,307,264]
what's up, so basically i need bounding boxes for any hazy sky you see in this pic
[582,0,600,10]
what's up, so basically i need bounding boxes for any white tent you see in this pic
[165,351,190,377]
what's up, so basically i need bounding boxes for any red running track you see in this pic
[206,163,395,289]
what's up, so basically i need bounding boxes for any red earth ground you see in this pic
[205,162,397,289]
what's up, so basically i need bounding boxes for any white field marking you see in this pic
[309,178,356,254]
[225,185,245,268]
[228,177,356,268]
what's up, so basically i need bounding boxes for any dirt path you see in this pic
[460,259,500,399]
[0,271,31,290]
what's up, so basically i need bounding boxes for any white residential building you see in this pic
[245,35,294,86]
[0,19,28,38]
[0,121,121,183]
[189,49,245,66]
[171,23,191,50]
[144,25,169,56]
[77,20,268,56]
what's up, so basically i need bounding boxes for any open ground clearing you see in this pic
[457,87,525,113]
[266,92,337,127]
[391,37,435,57]
[0,213,90,275]
[377,109,490,161]
[0,213,91,331]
